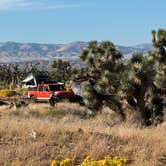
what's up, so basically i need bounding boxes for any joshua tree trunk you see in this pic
[136,85,150,125]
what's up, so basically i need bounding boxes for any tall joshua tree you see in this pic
[120,29,166,125]
[80,41,125,119]
[152,29,166,92]
[121,53,164,125]
[80,31,165,125]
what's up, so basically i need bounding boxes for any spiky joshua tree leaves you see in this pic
[80,30,166,126]
[120,29,166,125]
[80,41,125,119]
[120,53,164,125]
[151,29,166,91]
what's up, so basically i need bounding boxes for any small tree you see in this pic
[80,41,125,119]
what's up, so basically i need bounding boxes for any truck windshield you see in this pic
[49,85,65,91]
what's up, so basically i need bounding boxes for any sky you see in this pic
[0,0,165,46]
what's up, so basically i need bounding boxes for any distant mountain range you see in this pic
[0,41,154,64]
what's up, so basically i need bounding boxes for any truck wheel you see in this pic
[30,95,36,103]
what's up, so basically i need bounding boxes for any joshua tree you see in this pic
[80,41,125,119]
[120,29,166,125]
[120,53,164,125]
[151,29,166,92]
[51,59,72,83]
[152,29,166,59]
[80,34,165,125]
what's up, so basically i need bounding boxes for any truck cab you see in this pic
[28,83,74,102]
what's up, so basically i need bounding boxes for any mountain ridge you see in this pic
[0,41,153,64]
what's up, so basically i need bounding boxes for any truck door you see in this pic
[42,86,50,100]
[37,86,44,100]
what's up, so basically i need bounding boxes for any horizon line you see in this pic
[0,40,153,47]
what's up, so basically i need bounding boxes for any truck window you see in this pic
[49,85,65,91]
[43,86,49,91]
[38,86,43,91]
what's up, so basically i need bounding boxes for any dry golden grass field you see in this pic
[0,101,166,166]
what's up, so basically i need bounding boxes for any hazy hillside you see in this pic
[0,41,153,64]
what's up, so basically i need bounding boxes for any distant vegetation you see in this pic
[0,60,82,88]
[0,62,40,89]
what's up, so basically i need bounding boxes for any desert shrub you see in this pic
[19,88,28,95]
[80,156,127,166]
[9,110,41,118]
[51,158,72,166]
[0,89,16,97]
[10,109,67,119]
[45,108,67,118]
[51,156,127,166]
[28,110,43,118]
[10,111,21,116]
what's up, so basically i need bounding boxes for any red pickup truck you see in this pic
[27,83,74,102]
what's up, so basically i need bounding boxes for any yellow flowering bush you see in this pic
[80,156,127,166]
[65,81,72,92]
[51,160,60,166]
[51,156,127,166]
[60,158,73,166]
[0,89,16,97]
[51,158,73,166]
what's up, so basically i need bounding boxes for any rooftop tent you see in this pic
[21,73,55,88]
[21,74,35,84]
[21,73,37,88]
[35,74,55,84]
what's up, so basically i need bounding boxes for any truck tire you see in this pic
[30,95,36,103]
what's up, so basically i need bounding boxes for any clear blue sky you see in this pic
[0,0,165,46]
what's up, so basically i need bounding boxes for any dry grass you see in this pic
[0,102,166,166]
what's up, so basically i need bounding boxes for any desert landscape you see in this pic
[0,100,166,166]
[0,1,166,166]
